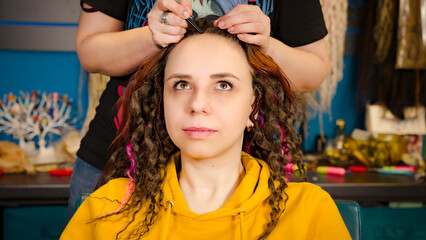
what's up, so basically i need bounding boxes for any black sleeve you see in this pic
[82,0,129,22]
[270,0,328,47]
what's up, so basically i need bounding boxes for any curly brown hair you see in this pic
[97,18,304,240]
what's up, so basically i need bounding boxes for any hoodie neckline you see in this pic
[162,151,271,221]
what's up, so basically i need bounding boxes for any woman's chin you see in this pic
[179,146,220,160]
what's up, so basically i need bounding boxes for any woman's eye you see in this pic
[215,81,232,90]
[174,81,190,90]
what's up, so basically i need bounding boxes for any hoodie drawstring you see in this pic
[161,200,174,240]
[161,201,245,240]
[238,210,245,240]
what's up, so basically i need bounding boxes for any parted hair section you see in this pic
[97,18,304,240]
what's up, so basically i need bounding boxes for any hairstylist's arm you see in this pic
[76,0,191,76]
[214,5,329,92]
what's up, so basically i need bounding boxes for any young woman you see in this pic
[69,0,329,219]
[62,20,349,240]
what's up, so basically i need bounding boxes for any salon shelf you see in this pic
[306,171,426,202]
[0,171,425,206]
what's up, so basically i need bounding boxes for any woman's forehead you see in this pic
[165,34,250,73]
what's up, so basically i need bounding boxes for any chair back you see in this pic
[74,192,91,212]
[335,199,362,240]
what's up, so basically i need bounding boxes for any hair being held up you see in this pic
[97,18,305,240]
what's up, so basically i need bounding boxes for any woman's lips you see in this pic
[183,127,217,138]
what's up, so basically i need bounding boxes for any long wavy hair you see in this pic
[97,18,304,240]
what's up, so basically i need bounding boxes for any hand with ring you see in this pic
[148,0,192,48]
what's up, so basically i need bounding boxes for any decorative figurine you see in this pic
[0,91,76,164]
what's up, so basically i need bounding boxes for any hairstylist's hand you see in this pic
[148,0,192,48]
[214,4,271,52]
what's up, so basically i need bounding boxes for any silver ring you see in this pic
[161,12,168,24]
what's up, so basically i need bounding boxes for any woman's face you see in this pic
[164,33,255,160]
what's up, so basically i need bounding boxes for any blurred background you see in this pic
[0,0,425,240]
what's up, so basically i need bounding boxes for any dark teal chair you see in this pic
[74,192,91,213]
[335,200,362,240]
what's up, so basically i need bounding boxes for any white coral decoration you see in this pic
[0,91,76,163]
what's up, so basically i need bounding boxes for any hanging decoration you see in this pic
[374,0,397,63]
[358,0,426,120]
[395,0,426,69]
[302,0,348,136]
[81,73,109,135]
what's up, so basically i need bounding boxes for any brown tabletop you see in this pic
[0,172,70,205]
[0,171,425,206]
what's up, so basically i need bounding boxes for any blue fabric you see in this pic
[126,0,155,30]
[216,0,273,16]
[67,157,103,220]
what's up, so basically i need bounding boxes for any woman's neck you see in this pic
[178,150,245,214]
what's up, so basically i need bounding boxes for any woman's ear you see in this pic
[247,91,259,129]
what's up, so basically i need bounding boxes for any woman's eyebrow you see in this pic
[211,73,240,81]
[166,73,192,81]
[166,73,240,81]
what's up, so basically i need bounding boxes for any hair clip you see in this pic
[205,14,221,23]
[186,15,203,33]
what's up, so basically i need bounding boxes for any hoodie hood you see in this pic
[162,151,271,221]
[158,151,274,240]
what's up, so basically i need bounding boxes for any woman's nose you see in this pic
[189,89,211,114]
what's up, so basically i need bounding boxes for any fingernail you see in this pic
[228,27,234,32]
[218,21,225,28]
[183,10,189,19]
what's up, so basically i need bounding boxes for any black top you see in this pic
[77,0,328,170]
[270,0,328,47]
[83,0,128,22]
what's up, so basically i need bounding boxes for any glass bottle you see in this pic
[335,119,347,152]
[327,119,349,165]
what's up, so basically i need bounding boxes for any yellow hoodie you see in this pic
[61,152,351,240]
